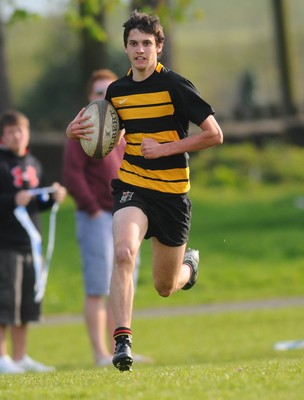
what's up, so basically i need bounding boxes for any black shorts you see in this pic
[0,249,41,325]
[112,181,192,247]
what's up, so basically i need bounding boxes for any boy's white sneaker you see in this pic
[0,355,25,374]
[14,355,55,373]
[96,356,113,367]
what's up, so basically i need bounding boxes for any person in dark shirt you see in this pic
[0,110,66,374]
[66,11,223,372]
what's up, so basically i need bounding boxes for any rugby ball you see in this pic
[80,99,119,159]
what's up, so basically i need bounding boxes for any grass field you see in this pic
[4,142,294,400]
[9,178,299,398]
[0,307,303,399]
[2,146,304,397]
[41,180,304,315]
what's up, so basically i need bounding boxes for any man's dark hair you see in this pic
[123,10,165,48]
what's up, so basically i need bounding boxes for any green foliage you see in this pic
[4,0,198,44]
[190,143,304,188]
[6,9,40,25]
[65,0,111,41]
[17,19,82,130]
[132,0,200,27]
[6,0,304,121]
[15,17,128,130]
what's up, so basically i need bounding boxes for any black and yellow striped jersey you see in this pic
[106,63,214,196]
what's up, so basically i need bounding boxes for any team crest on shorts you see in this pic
[120,191,134,203]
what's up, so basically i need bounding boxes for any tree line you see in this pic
[0,0,196,128]
[0,0,297,130]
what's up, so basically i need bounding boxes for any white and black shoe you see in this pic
[182,248,199,290]
[112,337,133,372]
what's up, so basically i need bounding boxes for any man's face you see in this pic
[1,123,30,156]
[89,78,114,102]
[125,29,163,75]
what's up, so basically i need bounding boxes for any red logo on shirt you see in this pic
[11,166,39,188]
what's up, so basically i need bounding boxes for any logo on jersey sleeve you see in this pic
[120,191,134,203]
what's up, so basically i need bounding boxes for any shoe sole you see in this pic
[113,355,133,372]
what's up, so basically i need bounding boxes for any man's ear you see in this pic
[156,43,163,54]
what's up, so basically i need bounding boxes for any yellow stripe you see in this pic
[155,62,163,73]
[125,131,180,156]
[125,143,141,156]
[127,62,163,76]
[118,160,190,194]
[112,91,174,120]
[113,91,171,108]
[126,130,180,144]
[119,104,174,120]
[121,160,189,182]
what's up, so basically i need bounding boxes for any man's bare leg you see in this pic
[151,239,199,295]
[151,240,189,296]
[110,206,147,371]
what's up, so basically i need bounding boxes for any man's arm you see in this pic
[141,115,223,159]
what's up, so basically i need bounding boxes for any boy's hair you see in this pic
[87,69,118,96]
[123,10,165,48]
[0,110,29,137]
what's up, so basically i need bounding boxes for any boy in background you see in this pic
[0,110,66,374]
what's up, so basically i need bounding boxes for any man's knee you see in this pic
[154,281,174,298]
[115,246,136,271]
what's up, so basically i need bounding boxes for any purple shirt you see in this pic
[63,139,124,215]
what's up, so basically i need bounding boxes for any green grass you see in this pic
[31,144,304,397]
[29,192,304,399]
[1,307,303,399]
[3,152,304,398]
[41,180,304,315]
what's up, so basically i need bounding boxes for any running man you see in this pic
[66,10,223,371]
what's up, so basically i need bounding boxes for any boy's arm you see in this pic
[141,115,223,159]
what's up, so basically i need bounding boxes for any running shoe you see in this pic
[112,336,133,372]
[0,355,24,374]
[182,248,199,290]
[14,355,55,372]
[96,356,113,367]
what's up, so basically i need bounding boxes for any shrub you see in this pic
[190,143,304,188]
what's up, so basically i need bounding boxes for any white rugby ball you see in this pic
[80,99,119,159]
